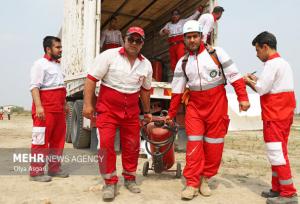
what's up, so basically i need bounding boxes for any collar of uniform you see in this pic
[118,47,144,61]
[212,13,217,22]
[188,42,206,55]
[44,54,60,63]
[267,53,280,61]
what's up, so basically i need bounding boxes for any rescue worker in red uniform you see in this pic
[198,6,224,45]
[100,16,124,51]
[160,6,203,72]
[29,36,69,182]
[244,31,298,204]
[83,27,152,201]
[0,107,3,120]
[166,20,250,200]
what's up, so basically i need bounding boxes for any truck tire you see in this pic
[65,101,74,143]
[71,100,91,148]
[142,161,149,176]
[175,162,182,178]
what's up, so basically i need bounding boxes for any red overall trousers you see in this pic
[96,85,140,185]
[183,85,230,187]
[261,92,297,197]
[168,35,185,72]
[30,88,66,176]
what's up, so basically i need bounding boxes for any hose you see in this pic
[141,120,178,157]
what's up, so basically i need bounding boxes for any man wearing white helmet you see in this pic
[166,20,250,200]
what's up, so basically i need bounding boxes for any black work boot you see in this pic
[261,189,280,198]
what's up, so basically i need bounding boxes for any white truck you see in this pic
[61,0,217,151]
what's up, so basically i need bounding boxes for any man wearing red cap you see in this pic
[198,6,224,45]
[160,6,203,72]
[83,26,152,201]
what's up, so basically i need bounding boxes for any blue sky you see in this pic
[0,0,299,112]
[218,0,300,112]
[0,0,63,109]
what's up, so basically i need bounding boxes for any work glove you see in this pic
[181,88,190,105]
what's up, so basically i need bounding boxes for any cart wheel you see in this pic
[143,161,149,176]
[175,162,181,178]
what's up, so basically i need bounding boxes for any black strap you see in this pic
[181,53,189,81]
[205,45,227,85]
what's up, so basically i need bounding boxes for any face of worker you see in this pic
[124,33,144,56]
[255,43,269,62]
[46,41,62,60]
[171,10,180,23]
[184,32,201,52]
[110,19,118,29]
[215,12,223,20]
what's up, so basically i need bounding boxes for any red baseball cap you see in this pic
[126,26,145,39]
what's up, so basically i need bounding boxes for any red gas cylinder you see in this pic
[146,121,175,170]
[151,60,163,82]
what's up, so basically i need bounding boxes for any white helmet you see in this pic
[183,20,202,34]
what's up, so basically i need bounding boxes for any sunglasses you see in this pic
[127,36,144,45]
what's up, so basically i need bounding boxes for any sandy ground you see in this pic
[0,114,299,204]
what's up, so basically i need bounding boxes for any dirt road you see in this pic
[0,115,299,204]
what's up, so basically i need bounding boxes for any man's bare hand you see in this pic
[165,115,173,125]
[144,113,152,123]
[163,29,170,35]
[244,74,257,85]
[249,74,257,81]
[64,103,70,114]
[36,105,45,121]
[83,104,95,119]
[239,101,250,112]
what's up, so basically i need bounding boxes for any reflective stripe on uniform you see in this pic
[187,135,204,141]
[279,178,293,185]
[222,59,234,69]
[173,72,185,78]
[101,171,117,179]
[122,170,136,176]
[189,80,223,91]
[204,136,224,144]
